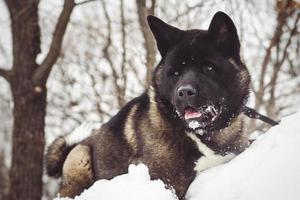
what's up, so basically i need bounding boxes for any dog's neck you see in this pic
[193,115,250,155]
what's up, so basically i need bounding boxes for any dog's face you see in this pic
[148,12,250,132]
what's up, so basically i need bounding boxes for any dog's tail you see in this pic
[45,122,100,178]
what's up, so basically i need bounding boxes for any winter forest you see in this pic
[0,0,299,200]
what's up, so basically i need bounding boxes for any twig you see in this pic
[100,0,125,108]
[0,68,11,81]
[120,0,128,93]
[75,0,97,6]
[254,4,289,111]
[136,0,156,85]
[33,0,75,85]
[266,12,299,115]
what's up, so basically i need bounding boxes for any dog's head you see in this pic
[148,12,250,132]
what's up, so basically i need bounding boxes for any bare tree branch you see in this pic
[75,0,98,6]
[136,0,156,86]
[120,0,127,90]
[127,59,144,86]
[100,0,126,108]
[87,65,112,120]
[266,12,299,116]
[254,0,295,111]
[33,0,75,84]
[0,68,12,82]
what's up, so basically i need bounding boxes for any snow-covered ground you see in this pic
[54,164,178,200]
[55,112,300,200]
[187,111,300,200]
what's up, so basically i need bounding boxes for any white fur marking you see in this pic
[65,121,101,146]
[187,132,235,173]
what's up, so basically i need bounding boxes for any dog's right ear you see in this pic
[208,11,240,57]
[147,15,184,57]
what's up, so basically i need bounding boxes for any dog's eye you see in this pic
[168,69,181,78]
[170,71,180,77]
[206,66,213,71]
[203,65,215,74]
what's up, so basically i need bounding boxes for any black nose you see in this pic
[177,85,196,99]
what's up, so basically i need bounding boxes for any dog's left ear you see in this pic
[147,15,184,57]
[208,11,240,57]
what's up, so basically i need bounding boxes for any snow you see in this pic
[187,111,300,200]
[54,112,300,200]
[64,121,101,146]
[188,120,201,129]
[54,164,178,200]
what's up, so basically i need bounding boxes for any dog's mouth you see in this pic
[180,105,221,129]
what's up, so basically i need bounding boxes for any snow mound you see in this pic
[54,164,178,200]
[54,112,300,200]
[187,112,300,200]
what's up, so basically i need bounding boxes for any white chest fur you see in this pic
[187,132,235,173]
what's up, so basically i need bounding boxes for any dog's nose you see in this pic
[177,85,196,99]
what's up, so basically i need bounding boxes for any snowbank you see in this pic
[54,164,178,200]
[187,112,300,200]
[54,112,300,200]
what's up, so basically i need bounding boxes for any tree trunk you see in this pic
[5,1,46,199]
[0,152,9,200]
[9,81,46,200]
[3,0,75,199]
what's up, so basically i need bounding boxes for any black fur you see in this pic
[45,11,251,199]
[105,93,149,135]
[45,137,74,177]
[149,11,250,132]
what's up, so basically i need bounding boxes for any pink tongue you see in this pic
[184,108,202,119]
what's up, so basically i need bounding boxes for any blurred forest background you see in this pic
[0,0,299,199]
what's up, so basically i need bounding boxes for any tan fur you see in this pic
[148,86,164,129]
[124,104,138,155]
[212,115,249,153]
[146,87,176,161]
[228,58,251,89]
[141,117,172,161]
[124,88,173,166]
[59,145,93,197]
[228,58,240,71]
[239,70,251,86]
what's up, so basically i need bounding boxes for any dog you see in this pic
[45,11,251,199]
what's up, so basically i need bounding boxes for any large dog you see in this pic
[46,11,251,199]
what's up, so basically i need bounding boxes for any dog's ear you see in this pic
[208,11,240,57]
[147,15,184,57]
